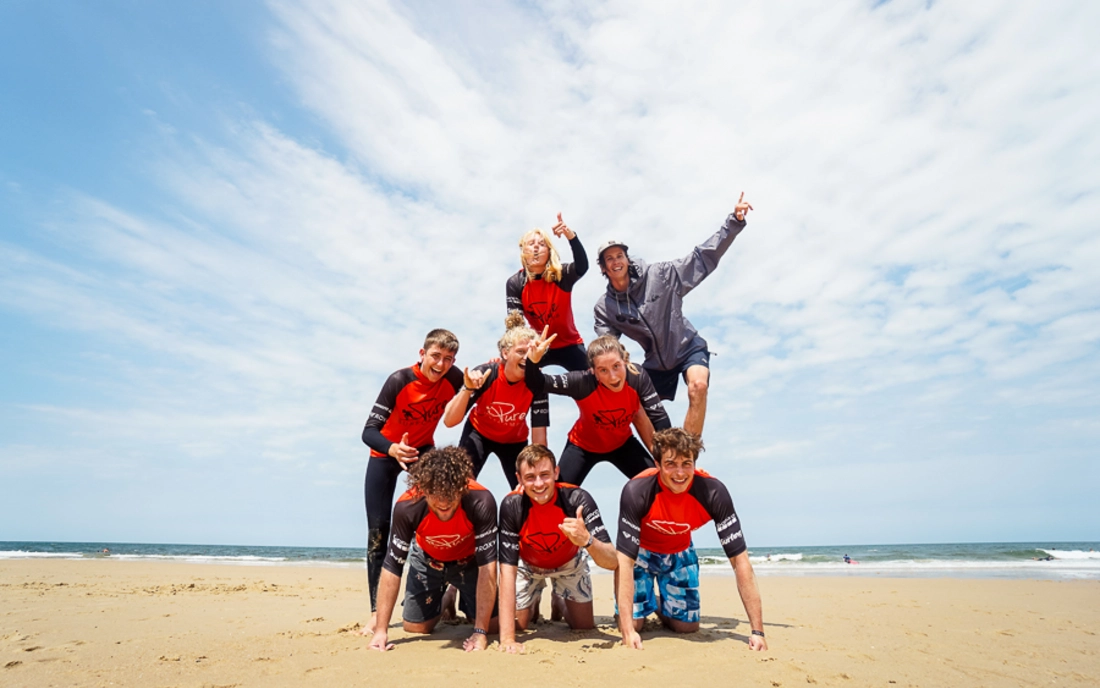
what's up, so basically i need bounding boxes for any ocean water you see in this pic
[3,541,1098,580]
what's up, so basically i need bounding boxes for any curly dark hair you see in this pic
[408,445,473,500]
[651,427,705,463]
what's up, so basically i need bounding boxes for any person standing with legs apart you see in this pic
[594,193,755,436]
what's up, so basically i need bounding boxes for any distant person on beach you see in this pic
[525,329,671,486]
[507,214,590,372]
[361,329,464,627]
[369,446,498,652]
[843,554,851,564]
[616,428,766,651]
[441,313,549,490]
[593,193,755,436]
[497,444,618,654]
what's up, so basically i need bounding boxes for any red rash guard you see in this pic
[362,363,464,458]
[382,480,498,573]
[616,467,746,560]
[525,361,670,453]
[506,235,588,349]
[498,483,611,570]
[467,362,549,444]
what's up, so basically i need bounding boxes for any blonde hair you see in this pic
[519,227,563,283]
[586,335,639,374]
[500,311,537,356]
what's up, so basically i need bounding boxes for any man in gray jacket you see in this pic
[593,193,753,436]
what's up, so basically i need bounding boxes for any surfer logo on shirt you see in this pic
[525,301,558,328]
[486,402,525,425]
[424,533,468,549]
[646,520,692,536]
[402,398,448,424]
[592,408,632,430]
[526,531,564,554]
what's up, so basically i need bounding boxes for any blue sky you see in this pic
[2,0,1097,549]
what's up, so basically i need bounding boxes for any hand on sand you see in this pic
[463,632,488,652]
[368,630,394,652]
[499,640,526,654]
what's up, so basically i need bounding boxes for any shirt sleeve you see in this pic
[382,498,422,575]
[558,235,589,291]
[593,297,621,338]
[632,368,672,430]
[667,213,746,297]
[569,488,611,544]
[694,476,747,558]
[467,490,499,566]
[524,358,592,400]
[361,369,406,456]
[615,478,653,560]
[506,271,525,314]
[498,494,524,567]
[529,386,550,428]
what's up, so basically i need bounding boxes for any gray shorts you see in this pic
[403,543,480,623]
[515,550,593,609]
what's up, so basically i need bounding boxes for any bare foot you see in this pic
[354,613,377,636]
[440,585,458,622]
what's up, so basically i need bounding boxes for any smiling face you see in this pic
[517,456,559,505]
[425,492,462,521]
[418,344,456,382]
[521,232,550,273]
[592,350,626,392]
[600,247,630,290]
[502,337,532,382]
[658,449,695,495]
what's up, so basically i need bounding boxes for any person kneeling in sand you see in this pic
[497,444,618,653]
[615,428,767,651]
[369,446,499,652]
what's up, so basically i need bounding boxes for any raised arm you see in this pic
[669,192,753,296]
[553,213,589,279]
[441,365,491,428]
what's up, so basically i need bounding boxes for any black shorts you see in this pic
[645,347,710,401]
[403,544,489,623]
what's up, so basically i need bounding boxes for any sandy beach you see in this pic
[2,559,1097,687]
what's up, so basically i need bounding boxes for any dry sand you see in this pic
[2,559,1097,687]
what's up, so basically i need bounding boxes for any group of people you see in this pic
[361,195,767,653]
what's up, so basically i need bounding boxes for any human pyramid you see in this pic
[361,194,767,653]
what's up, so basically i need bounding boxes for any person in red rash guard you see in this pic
[524,329,671,486]
[615,428,767,652]
[496,445,618,653]
[369,446,499,653]
[360,329,463,625]
[506,213,589,372]
[441,312,549,489]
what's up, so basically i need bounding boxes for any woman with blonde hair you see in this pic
[441,312,549,489]
[524,329,671,486]
[506,213,590,371]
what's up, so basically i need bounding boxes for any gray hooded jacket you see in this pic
[593,213,746,371]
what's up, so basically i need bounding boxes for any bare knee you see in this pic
[403,618,439,634]
[687,376,708,401]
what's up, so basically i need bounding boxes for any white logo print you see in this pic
[486,402,525,425]
[424,534,467,549]
[646,520,691,536]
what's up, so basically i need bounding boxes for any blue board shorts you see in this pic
[631,544,701,623]
[645,345,710,402]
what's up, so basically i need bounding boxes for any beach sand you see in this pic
[2,559,1097,687]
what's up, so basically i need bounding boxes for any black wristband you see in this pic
[751,629,766,638]
[472,628,488,636]
[584,533,593,548]
[464,386,476,393]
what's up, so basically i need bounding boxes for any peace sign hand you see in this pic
[733,192,754,222]
[527,326,558,365]
[551,212,575,240]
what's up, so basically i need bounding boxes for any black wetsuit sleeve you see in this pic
[632,369,671,430]
[616,476,656,560]
[565,487,611,544]
[467,490,499,566]
[445,366,464,395]
[382,498,425,575]
[692,476,747,558]
[465,364,497,406]
[362,369,407,456]
[498,494,524,567]
[530,386,550,428]
[525,358,595,400]
[506,272,525,313]
[558,236,589,291]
